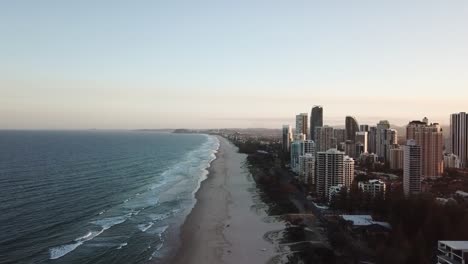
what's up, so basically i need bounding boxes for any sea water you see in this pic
[0,131,219,263]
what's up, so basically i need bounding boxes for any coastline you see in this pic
[170,136,281,264]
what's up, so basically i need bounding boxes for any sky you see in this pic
[1,0,467,129]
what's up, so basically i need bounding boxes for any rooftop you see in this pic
[439,241,468,250]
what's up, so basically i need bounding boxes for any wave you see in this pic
[49,213,133,260]
[117,242,128,249]
[138,222,154,232]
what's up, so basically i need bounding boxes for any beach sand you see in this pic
[172,136,282,264]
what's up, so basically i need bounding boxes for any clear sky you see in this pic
[1,0,467,129]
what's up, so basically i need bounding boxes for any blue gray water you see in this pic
[0,131,219,264]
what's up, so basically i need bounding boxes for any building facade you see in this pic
[404,140,422,196]
[295,113,309,139]
[406,118,444,177]
[389,145,404,170]
[444,153,461,169]
[310,106,323,141]
[299,153,315,184]
[355,131,368,157]
[344,156,355,188]
[345,116,360,142]
[437,241,468,264]
[315,126,335,152]
[358,179,386,197]
[282,124,293,152]
[368,126,378,154]
[376,120,397,163]
[451,112,468,168]
[316,149,345,200]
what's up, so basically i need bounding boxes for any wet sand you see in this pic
[172,136,281,264]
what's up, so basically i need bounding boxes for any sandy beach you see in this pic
[172,136,282,264]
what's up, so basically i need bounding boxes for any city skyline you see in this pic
[1,1,468,129]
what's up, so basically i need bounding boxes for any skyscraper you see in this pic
[344,156,355,188]
[389,145,404,170]
[404,140,422,196]
[355,131,368,157]
[451,112,468,168]
[299,154,315,184]
[315,126,335,152]
[310,106,323,141]
[290,139,315,173]
[316,149,344,199]
[368,126,377,154]
[406,119,444,177]
[360,124,369,132]
[296,113,308,139]
[282,125,293,152]
[376,120,396,162]
[345,116,360,141]
[333,128,346,147]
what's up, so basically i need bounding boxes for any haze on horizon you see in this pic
[1,0,467,130]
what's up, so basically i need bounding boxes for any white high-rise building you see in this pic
[282,125,293,152]
[344,156,355,188]
[290,140,315,173]
[404,140,422,196]
[376,120,397,163]
[299,153,315,184]
[316,149,345,200]
[296,113,308,139]
[451,112,468,168]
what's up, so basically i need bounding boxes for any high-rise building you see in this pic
[355,131,368,157]
[406,118,444,177]
[344,156,355,188]
[389,145,404,170]
[316,149,344,199]
[299,153,315,184]
[360,124,369,132]
[310,106,323,141]
[290,141,302,173]
[444,153,461,169]
[344,140,355,158]
[315,126,335,152]
[345,116,360,141]
[451,112,468,168]
[296,113,309,139]
[376,120,397,163]
[333,128,346,147]
[368,126,377,154]
[404,140,422,196]
[290,139,315,173]
[282,125,293,152]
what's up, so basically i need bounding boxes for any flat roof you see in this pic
[440,241,468,250]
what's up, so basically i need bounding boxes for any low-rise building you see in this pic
[358,179,386,197]
[444,153,461,169]
[437,241,468,264]
[329,184,345,204]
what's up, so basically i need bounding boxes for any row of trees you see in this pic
[330,184,468,263]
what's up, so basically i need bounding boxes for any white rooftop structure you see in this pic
[340,215,391,229]
[438,240,468,264]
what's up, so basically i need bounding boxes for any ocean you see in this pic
[0,131,219,264]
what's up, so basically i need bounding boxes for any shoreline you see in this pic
[170,135,231,263]
[170,136,281,264]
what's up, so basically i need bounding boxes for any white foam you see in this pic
[117,242,128,249]
[49,242,82,260]
[49,229,104,260]
[138,222,154,232]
